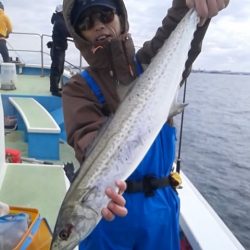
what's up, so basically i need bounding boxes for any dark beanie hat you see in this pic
[0,2,4,10]
[71,0,117,27]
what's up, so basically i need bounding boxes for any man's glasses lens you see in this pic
[78,9,115,31]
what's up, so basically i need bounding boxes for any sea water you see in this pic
[175,72,250,249]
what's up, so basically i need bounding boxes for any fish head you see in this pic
[51,187,101,250]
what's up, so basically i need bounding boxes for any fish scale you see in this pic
[51,9,199,250]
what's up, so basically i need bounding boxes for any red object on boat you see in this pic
[180,230,192,250]
[5,148,22,163]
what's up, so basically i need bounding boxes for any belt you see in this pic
[125,175,172,197]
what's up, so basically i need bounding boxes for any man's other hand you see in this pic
[101,180,128,221]
[186,0,229,25]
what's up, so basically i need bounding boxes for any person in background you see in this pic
[0,2,12,62]
[47,4,70,97]
[62,0,229,249]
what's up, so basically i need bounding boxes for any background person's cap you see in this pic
[55,4,63,13]
[71,0,117,27]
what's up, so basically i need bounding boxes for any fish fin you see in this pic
[168,102,188,118]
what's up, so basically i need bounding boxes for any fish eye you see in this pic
[59,229,70,240]
[59,224,74,240]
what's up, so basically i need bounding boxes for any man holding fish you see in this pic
[52,0,229,249]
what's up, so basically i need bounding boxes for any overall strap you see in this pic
[134,56,143,76]
[80,70,106,104]
[80,60,143,105]
[64,71,105,183]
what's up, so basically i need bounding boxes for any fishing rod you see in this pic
[21,157,54,165]
[176,78,188,173]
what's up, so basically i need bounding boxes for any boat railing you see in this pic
[7,32,85,76]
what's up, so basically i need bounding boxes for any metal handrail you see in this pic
[7,31,83,76]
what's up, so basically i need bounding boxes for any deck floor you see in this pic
[0,74,51,95]
[0,164,67,230]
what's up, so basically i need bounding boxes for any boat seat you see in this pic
[9,97,61,160]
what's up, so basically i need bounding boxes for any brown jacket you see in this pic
[62,0,210,164]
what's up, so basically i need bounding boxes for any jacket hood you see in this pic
[63,0,130,68]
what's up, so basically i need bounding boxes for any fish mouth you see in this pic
[51,223,74,249]
[50,238,77,250]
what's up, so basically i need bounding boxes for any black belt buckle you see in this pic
[143,175,157,197]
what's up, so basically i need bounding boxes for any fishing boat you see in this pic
[0,32,245,249]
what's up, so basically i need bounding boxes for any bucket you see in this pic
[10,206,52,250]
[0,62,17,90]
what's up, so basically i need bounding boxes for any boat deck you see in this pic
[0,74,50,95]
[0,67,79,230]
[1,68,79,167]
[0,163,67,229]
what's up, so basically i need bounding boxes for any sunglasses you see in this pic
[77,8,116,31]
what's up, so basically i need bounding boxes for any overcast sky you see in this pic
[3,0,250,73]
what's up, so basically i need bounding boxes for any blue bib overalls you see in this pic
[79,69,180,250]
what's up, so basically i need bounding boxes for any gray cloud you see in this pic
[3,0,250,72]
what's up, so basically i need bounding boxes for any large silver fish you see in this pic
[51,10,199,250]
